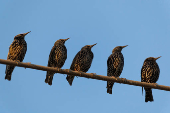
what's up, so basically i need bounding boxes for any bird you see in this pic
[66,43,97,86]
[107,45,128,94]
[45,38,69,85]
[141,56,161,102]
[5,31,31,81]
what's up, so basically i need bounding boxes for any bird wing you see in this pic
[7,40,25,61]
[70,50,90,71]
[82,52,93,72]
[48,45,67,68]
[47,46,56,67]
[151,64,160,83]
[70,50,82,71]
[141,64,153,83]
[54,45,67,68]
[107,53,121,77]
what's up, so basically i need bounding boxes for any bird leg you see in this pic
[115,77,118,81]
[14,60,20,65]
[88,73,97,79]
[24,62,31,69]
[153,83,159,87]
[120,78,127,83]
[77,71,83,78]
[90,73,96,75]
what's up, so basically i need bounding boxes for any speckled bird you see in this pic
[5,31,31,81]
[66,43,97,86]
[107,45,128,94]
[141,56,161,102]
[45,38,69,85]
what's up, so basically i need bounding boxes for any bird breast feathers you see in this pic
[8,43,24,60]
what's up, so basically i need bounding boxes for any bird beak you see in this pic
[64,38,70,41]
[23,31,31,36]
[91,43,97,48]
[122,45,128,48]
[155,56,161,60]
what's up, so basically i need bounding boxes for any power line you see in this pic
[0,58,169,91]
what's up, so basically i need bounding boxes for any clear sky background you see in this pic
[0,0,170,113]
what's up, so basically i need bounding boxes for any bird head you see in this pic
[145,56,161,62]
[56,38,70,45]
[82,43,97,50]
[14,31,31,40]
[112,45,128,53]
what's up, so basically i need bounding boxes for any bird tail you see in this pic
[145,88,154,102]
[5,65,15,81]
[142,87,143,95]
[45,71,54,85]
[107,81,114,94]
[66,75,75,86]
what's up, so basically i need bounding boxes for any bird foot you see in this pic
[153,83,159,86]
[66,69,71,72]
[120,78,127,82]
[77,71,83,78]
[24,62,31,69]
[87,73,96,79]
[90,73,96,75]
[14,60,20,65]
[115,77,118,81]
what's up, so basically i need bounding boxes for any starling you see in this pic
[45,38,69,85]
[66,43,97,86]
[5,31,31,81]
[141,56,161,102]
[107,45,128,94]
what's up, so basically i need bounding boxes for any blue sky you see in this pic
[0,0,170,113]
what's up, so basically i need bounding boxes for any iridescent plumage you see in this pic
[107,45,127,94]
[45,38,69,85]
[66,43,96,86]
[5,31,31,81]
[141,56,161,102]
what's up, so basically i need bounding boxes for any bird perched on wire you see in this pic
[66,43,97,86]
[45,38,69,85]
[107,45,128,94]
[141,56,161,102]
[5,31,31,81]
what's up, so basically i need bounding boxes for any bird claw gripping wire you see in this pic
[26,62,31,64]
[154,83,159,87]
[91,73,96,75]
[66,69,70,75]
[15,60,20,65]
[115,77,118,81]
[23,62,31,69]
[77,71,83,78]
[122,78,127,83]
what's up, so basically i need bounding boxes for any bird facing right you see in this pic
[5,31,31,81]
[45,38,69,85]
[66,43,97,86]
[107,45,128,94]
[141,56,161,102]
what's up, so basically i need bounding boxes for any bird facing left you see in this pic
[5,31,31,81]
